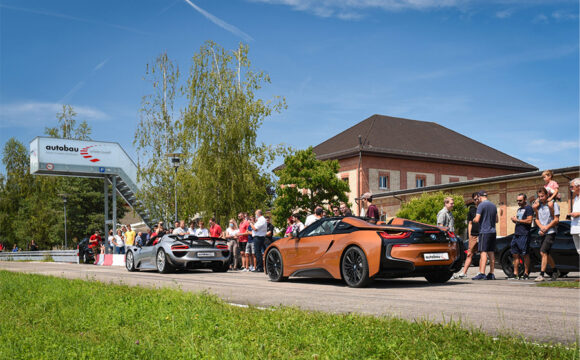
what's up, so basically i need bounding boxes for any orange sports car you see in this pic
[264,216,462,287]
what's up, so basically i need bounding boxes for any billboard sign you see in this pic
[30,137,137,186]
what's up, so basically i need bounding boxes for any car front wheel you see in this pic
[341,246,371,288]
[265,248,287,282]
[156,249,174,274]
[126,251,137,272]
[425,271,453,283]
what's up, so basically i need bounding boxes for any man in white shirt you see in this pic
[305,206,323,227]
[252,209,268,272]
[570,178,580,255]
[173,220,186,235]
[195,220,209,237]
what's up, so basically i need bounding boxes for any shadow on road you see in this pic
[287,276,464,289]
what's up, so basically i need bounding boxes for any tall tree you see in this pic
[135,42,286,225]
[272,147,350,230]
[134,52,181,223]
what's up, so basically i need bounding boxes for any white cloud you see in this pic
[552,10,579,21]
[183,0,253,42]
[250,0,579,20]
[533,13,549,23]
[527,139,579,153]
[0,102,108,129]
[0,4,149,35]
[495,8,513,18]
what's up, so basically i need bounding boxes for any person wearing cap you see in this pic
[362,193,380,223]
[472,190,498,280]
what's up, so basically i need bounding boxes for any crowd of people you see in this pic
[445,171,580,282]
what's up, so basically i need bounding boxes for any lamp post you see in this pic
[166,153,182,223]
[58,193,69,249]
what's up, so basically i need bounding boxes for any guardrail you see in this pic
[0,250,78,263]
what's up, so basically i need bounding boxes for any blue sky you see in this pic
[1,0,578,175]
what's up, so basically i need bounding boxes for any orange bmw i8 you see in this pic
[264,216,462,287]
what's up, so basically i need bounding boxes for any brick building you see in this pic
[312,114,537,214]
[372,166,579,237]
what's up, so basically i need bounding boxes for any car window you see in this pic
[333,221,355,234]
[300,219,340,237]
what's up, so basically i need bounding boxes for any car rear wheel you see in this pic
[266,248,287,282]
[126,251,137,272]
[341,246,371,288]
[156,249,174,274]
[425,271,453,283]
[500,250,524,278]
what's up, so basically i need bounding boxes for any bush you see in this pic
[396,192,467,235]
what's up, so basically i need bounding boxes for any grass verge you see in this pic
[0,270,577,359]
[537,280,580,289]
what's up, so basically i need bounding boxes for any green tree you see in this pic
[135,42,286,225]
[272,147,350,230]
[134,52,182,223]
[396,191,468,235]
[45,104,91,140]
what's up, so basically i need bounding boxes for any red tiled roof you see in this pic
[312,114,537,171]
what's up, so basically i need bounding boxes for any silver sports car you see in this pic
[125,234,231,273]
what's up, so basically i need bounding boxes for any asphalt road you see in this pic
[1,261,578,344]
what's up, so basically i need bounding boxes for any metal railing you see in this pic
[0,250,78,263]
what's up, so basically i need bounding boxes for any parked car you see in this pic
[264,216,462,288]
[125,234,231,273]
[77,237,95,264]
[496,221,579,277]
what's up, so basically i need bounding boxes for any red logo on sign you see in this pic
[46,163,54,170]
[80,145,101,163]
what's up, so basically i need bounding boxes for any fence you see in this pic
[0,250,78,263]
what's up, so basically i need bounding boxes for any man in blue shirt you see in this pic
[472,190,499,280]
[509,193,534,280]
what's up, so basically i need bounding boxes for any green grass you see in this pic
[537,280,580,289]
[0,271,577,360]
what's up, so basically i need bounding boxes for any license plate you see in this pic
[197,252,215,257]
[423,252,449,261]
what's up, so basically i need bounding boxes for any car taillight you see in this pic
[392,244,410,247]
[171,245,189,250]
[379,231,411,239]
[216,244,228,249]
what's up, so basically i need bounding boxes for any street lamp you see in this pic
[165,153,182,223]
[58,193,69,249]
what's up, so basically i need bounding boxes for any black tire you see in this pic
[500,250,524,278]
[125,251,137,272]
[156,249,174,274]
[265,248,287,282]
[425,271,453,283]
[341,246,371,288]
[212,262,229,272]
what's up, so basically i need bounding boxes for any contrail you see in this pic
[183,0,254,42]
[58,58,111,104]
[0,4,150,35]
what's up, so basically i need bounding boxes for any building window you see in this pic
[416,175,426,188]
[379,175,389,190]
[342,177,349,184]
